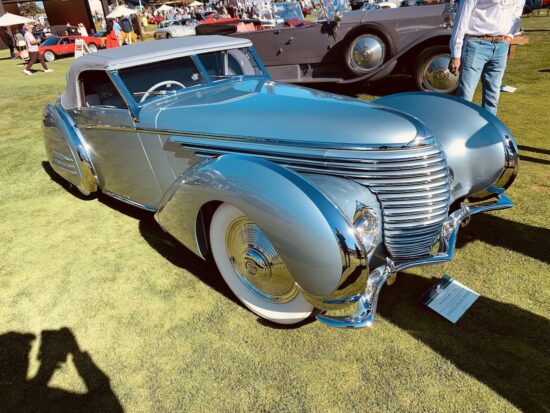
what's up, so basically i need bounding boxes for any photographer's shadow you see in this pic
[0,328,123,413]
[379,272,550,413]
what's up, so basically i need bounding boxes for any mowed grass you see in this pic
[0,17,549,413]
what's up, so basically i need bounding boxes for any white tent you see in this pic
[0,12,33,27]
[155,4,174,14]
[189,1,203,6]
[106,6,138,19]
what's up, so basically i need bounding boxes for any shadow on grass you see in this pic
[518,144,550,155]
[137,215,243,309]
[457,213,550,264]
[0,327,123,412]
[42,161,94,201]
[379,272,550,413]
[137,215,317,328]
[43,158,314,327]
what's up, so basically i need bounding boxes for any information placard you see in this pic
[421,275,479,324]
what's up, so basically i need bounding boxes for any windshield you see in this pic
[272,3,305,22]
[120,56,205,104]
[118,48,265,104]
[41,38,59,46]
[310,0,350,20]
[197,48,264,80]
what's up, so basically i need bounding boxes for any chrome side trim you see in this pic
[78,124,435,151]
[102,189,157,212]
[316,188,512,328]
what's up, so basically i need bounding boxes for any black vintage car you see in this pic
[196,0,458,93]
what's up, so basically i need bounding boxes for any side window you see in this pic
[79,70,127,109]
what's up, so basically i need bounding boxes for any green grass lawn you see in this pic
[0,17,549,412]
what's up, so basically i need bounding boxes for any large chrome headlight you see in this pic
[353,203,378,257]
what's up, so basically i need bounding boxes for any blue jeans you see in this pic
[457,37,510,115]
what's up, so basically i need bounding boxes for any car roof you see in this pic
[61,35,253,109]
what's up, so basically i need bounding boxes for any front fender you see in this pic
[373,92,518,201]
[155,154,366,299]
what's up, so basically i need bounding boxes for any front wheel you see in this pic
[209,203,314,324]
[413,45,459,94]
[43,50,55,62]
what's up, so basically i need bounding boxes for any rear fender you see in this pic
[373,92,518,201]
[42,104,98,195]
[155,154,366,299]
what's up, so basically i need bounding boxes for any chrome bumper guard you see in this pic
[317,189,513,328]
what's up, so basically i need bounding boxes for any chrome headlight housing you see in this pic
[353,203,378,257]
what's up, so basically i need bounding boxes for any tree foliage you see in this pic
[18,2,45,18]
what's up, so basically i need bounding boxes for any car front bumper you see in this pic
[317,188,513,328]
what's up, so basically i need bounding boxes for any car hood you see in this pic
[143,79,429,147]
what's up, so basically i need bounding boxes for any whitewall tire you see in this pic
[209,203,314,324]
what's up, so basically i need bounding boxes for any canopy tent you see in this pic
[106,6,139,19]
[155,4,174,13]
[0,12,34,27]
[189,1,203,6]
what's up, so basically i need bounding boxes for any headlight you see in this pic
[353,203,378,257]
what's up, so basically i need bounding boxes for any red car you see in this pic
[39,36,103,62]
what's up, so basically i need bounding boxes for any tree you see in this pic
[18,2,45,18]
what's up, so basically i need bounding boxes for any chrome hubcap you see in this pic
[226,217,298,303]
[422,54,458,93]
[349,35,385,72]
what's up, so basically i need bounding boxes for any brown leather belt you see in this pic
[466,34,506,42]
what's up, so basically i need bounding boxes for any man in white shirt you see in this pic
[448,0,525,114]
[23,24,52,75]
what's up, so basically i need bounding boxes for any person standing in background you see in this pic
[1,27,15,59]
[448,0,526,115]
[113,18,122,45]
[22,24,52,75]
[77,23,88,37]
[105,20,120,49]
[120,15,134,45]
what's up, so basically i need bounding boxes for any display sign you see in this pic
[74,38,90,58]
[420,275,479,324]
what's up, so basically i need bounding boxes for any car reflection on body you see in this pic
[42,36,518,328]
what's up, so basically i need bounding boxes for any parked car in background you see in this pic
[33,30,53,43]
[39,36,103,62]
[154,19,196,39]
[197,0,459,93]
[43,36,517,328]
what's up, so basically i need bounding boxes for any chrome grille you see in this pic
[281,145,451,260]
[172,135,451,260]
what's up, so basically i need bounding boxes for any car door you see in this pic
[70,70,162,209]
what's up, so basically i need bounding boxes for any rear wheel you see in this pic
[413,45,459,94]
[43,50,55,62]
[345,33,387,76]
[209,203,314,324]
[88,43,98,53]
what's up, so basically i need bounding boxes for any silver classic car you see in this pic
[154,19,197,40]
[43,36,518,328]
